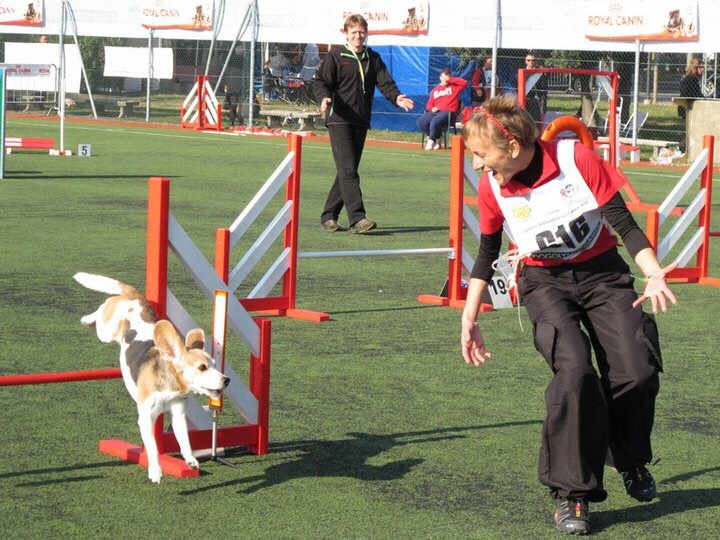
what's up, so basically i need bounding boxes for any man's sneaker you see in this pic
[349,218,377,234]
[321,219,346,232]
[554,497,591,535]
[424,137,435,151]
[620,465,657,502]
[433,138,441,150]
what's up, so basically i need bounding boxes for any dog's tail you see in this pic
[73,272,141,297]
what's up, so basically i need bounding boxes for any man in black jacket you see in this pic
[313,13,414,234]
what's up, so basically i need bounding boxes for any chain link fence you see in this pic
[1,34,711,152]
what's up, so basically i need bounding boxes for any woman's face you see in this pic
[345,24,367,52]
[439,72,450,85]
[465,133,519,187]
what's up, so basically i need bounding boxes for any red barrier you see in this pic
[644,135,719,287]
[417,135,478,310]
[0,368,120,386]
[4,137,55,153]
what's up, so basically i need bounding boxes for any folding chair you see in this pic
[541,111,577,138]
[620,111,648,138]
[419,108,460,150]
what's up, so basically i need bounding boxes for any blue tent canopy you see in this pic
[370,46,476,132]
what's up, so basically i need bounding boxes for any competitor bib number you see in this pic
[536,215,591,250]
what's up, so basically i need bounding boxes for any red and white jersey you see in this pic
[425,77,467,112]
[479,139,625,267]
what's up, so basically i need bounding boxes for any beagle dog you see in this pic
[74,272,229,483]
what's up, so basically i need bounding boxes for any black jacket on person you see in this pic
[678,73,703,119]
[680,73,703,99]
[313,44,402,128]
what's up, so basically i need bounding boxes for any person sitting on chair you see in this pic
[263,51,291,100]
[417,68,467,150]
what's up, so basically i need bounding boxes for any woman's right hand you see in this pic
[461,319,492,367]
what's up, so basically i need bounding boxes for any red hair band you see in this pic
[477,106,516,142]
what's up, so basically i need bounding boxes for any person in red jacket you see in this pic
[416,68,467,150]
[459,96,678,535]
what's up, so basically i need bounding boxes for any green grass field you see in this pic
[1,116,719,539]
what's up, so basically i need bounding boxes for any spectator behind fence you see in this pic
[223,82,241,127]
[460,95,677,535]
[522,52,548,130]
[313,13,414,234]
[677,56,704,152]
[471,57,502,105]
[417,68,467,150]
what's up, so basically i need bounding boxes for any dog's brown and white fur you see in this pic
[74,272,229,483]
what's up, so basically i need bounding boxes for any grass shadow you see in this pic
[0,460,131,487]
[593,487,720,532]
[179,421,541,495]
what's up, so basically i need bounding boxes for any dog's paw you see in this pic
[185,456,200,469]
[148,465,163,484]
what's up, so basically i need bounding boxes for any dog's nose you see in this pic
[223,376,230,388]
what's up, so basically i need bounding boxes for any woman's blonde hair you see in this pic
[461,95,537,151]
[686,56,703,76]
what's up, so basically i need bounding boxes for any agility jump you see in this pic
[644,135,719,286]
[0,176,273,479]
[210,134,512,322]
[132,176,272,477]
[181,75,223,131]
[519,67,655,211]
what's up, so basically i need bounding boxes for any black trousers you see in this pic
[518,248,662,502]
[321,123,368,227]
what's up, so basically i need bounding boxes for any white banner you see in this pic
[0,0,44,26]
[0,64,55,91]
[103,47,174,79]
[5,43,82,93]
[141,0,212,30]
[584,0,698,42]
[338,1,429,36]
[1,1,720,53]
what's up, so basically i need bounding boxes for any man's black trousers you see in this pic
[321,123,368,227]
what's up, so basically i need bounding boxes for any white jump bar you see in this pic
[298,247,455,259]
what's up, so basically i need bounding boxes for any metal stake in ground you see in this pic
[198,289,240,469]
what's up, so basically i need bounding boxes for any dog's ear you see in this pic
[153,320,185,360]
[185,328,206,350]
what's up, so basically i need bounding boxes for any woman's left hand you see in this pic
[633,262,679,313]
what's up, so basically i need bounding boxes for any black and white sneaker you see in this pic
[554,497,590,535]
[620,465,657,502]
